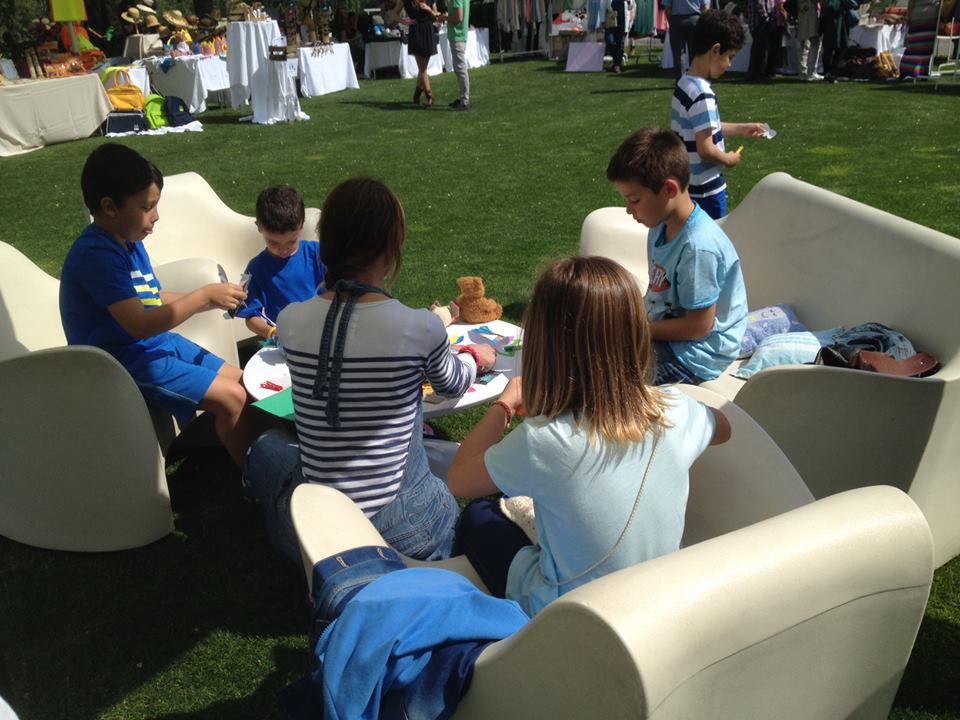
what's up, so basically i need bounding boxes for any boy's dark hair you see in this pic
[256,185,306,234]
[81,143,163,214]
[690,9,745,56]
[606,128,691,193]
[319,177,405,287]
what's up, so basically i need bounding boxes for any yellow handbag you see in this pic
[106,69,145,112]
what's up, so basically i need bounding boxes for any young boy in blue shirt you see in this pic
[60,143,256,467]
[671,9,768,219]
[237,185,326,340]
[607,127,748,385]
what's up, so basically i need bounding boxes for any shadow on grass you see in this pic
[340,99,447,112]
[0,448,310,720]
[865,78,960,96]
[894,613,960,716]
[500,301,527,325]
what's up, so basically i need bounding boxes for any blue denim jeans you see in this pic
[245,405,458,565]
[652,340,702,385]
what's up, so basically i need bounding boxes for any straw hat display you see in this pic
[120,6,142,25]
[158,24,172,38]
[144,13,160,29]
[163,9,195,29]
[136,3,156,15]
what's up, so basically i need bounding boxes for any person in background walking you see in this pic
[663,0,710,79]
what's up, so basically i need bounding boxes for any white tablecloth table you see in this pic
[141,55,229,113]
[850,23,907,55]
[439,27,491,71]
[244,320,522,419]
[227,20,308,123]
[363,37,445,79]
[101,66,150,99]
[298,43,360,97]
[0,74,112,157]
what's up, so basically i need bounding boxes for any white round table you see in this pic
[242,319,522,419]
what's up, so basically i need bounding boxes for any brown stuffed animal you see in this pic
[456,276,502,324]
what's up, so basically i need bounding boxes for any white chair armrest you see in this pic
[456,486,933,720]
[153,257,240,368]
[0,346,172,551]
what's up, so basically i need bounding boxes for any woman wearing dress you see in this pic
[403,0,441,106]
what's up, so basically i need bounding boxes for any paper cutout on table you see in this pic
[252,387,295,420]
[469,326,515,353]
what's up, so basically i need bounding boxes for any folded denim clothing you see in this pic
[830,322,916,360]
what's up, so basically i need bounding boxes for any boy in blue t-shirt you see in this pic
[59,143,256,467]
[670,10,767,219]
[237,185,326,340]
[607,127,748,385]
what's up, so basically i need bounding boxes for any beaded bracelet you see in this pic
[491,399,514,427]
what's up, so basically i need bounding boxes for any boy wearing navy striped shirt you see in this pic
[671,9,767,219]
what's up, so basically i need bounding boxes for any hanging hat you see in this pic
[187,14,200,28]
[158,23,171,37]
[163,9,190,28]
[137,3,156,15]
[144,13,160,29]
[121,7,142,24]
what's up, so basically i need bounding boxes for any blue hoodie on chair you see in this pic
[280,563,529,720]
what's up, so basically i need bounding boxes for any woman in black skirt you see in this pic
[403,0,440,106]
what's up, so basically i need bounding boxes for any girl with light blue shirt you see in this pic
[448,257,730,617]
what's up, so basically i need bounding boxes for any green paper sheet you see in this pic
[252,387,295,421]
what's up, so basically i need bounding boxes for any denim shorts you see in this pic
[245,415,458,565]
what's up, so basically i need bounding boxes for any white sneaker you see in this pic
[806,72,825,81]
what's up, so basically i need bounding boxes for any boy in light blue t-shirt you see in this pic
[607,127,748,384]
[237,185,326,340]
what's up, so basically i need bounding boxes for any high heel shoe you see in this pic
[425,90,435,107]
[413,85,423,105]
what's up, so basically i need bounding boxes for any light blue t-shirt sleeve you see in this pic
[675,246,722,311]
[484,422,533,498]
[677,392,717,458]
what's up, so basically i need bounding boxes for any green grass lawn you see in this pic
[1,58,959,719]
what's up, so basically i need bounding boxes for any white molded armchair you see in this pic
[289,387,933,718]
[0,241,236,550]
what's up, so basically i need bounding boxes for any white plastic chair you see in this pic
[0,241,236,550]
[290,386,933,719]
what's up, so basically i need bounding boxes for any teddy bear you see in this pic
[455,276,502,324]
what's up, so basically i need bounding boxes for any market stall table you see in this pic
[297,43,360,97]
[227,20,307,123]
[0,74,112,157]
[439,27,491,70]
[364,36,444,79]
[662,31,799,74]
[141,54,230,113]
[244,319,522,419]
[850,23,907,57]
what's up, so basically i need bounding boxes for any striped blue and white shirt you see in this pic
[671,74,726,199]
[277,297,476,516]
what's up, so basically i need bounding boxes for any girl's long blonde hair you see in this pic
[521,256,667,446]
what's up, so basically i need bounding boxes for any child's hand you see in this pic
[742,122,768,138]
[471,343,497,371]
[499,376,524,414]
[205,282,247,312]
[723,150,742,168]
